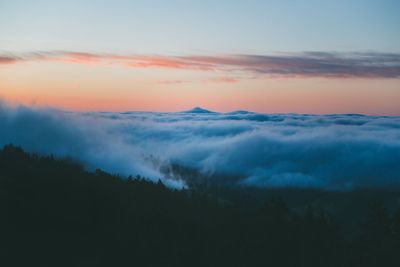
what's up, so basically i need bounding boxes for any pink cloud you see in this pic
[0,56,17,64]
[208,76,239,83]
[2,51,400,78]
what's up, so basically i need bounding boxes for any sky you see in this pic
[1,0,400,114]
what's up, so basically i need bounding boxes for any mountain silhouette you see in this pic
[182,106,217,114]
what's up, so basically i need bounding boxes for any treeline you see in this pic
[0,144,399,267]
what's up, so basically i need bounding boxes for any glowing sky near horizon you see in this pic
[1,0,400,114]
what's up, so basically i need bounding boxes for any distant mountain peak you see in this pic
[182,107,216,114]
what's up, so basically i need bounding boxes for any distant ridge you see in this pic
[181,106,217,114]
[226,110,254,115]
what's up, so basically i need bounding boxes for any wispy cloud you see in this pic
[2,51,400,78]
[208,76,239,83]
[0,56,17,64]
[157,76,239,85]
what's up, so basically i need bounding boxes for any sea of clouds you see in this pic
[1,103,399,190]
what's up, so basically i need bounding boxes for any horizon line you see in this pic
[2,101,399,117]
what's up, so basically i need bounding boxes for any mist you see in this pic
[1,103,399,190]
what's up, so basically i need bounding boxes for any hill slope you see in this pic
[0,145,399,267]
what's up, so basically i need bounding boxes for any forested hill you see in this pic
[0,144,399,267]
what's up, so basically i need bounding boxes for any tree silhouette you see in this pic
[0,144,399,267]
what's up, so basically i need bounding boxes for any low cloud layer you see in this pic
[1,103,399,190]
[2,51,400,78]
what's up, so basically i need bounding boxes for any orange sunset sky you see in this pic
[1,0,400,115]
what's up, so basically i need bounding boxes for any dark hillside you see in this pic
[0,145,399,267]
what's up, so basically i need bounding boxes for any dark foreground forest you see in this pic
[0,145,399,267]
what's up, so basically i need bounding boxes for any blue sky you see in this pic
[1,0,400,54]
